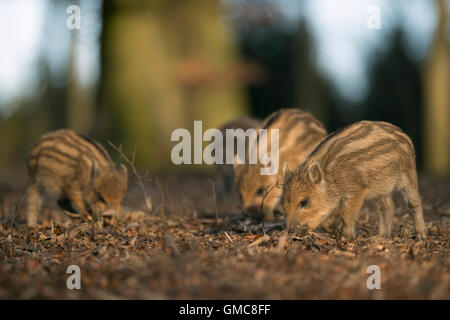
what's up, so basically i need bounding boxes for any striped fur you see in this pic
[26,129,128,226]
[281,121,427,240]
[215,117,261,200]
[234,109,327,221]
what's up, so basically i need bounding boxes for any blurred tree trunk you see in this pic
[295,21,329,128]
[67,30,95,134]
[97,0,247,169]
[424,0,450,176]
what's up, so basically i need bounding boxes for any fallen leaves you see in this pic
[0,173,448,299]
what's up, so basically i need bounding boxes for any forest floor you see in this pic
[0,171,449,299]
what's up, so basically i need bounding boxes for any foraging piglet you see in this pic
[216,116,261,200]
[26,129,128,226]
[281,121,427,240]
[234,109,327,221]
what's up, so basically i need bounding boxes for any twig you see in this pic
[140,173,165,217]
[56,223,91,241]
[259,181,279,234]
[248,234,270,248]
[108,141,152,213]
[225,231,233,243]
[153,177,166,217]
[309,230,333,241]
[208,179,219,224]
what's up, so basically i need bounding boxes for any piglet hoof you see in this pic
[341,227,355,241]
[417,232,427,242]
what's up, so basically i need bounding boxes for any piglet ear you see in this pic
[308,162,322,184]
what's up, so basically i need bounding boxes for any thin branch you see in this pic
[137,169,166,217]
[208,179,219,224]
[108,141,153,213]
[259,181,279,235]
[154,177,166,217]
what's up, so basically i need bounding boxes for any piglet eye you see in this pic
[97,193,106,204]
[256,187,266,196]
[299,198,310,208]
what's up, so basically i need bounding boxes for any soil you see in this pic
[0,172,449,299]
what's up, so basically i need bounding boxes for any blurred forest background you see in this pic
[0,0,449,177]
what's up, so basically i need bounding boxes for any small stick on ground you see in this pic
[224,231,233,243]
[208,179,219,224]
[153,177,166,217]
[259,182,279,235]
[248,234,270,248]
[108,142,152,213]
[141,173,165,217]
[309,230,333,241]
[56,223,91,241]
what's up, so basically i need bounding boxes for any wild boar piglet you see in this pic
[215,116,261,201]
[234,108,327,221]
[26,129,128,226]
[281,121,427,240]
